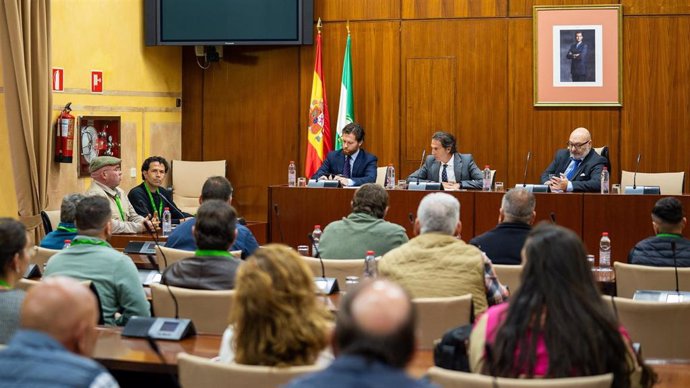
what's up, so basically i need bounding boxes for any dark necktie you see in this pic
[343,155,351,178]
[441,164,448,182]
[566,159,582,180]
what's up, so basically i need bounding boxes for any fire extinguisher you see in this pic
[55,102,74,163]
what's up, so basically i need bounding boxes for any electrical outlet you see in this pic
[130,167,136,178]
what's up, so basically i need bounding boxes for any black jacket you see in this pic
[540,149,608,192]
[469,222,531,265]
[161,255,242,290]
[127,182,190,220]
[628,235,690,267]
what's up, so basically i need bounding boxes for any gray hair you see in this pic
[60,193,85,223]
[501,188,535,224]
[417,193,460,235]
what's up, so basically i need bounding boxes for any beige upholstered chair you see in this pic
[300,256,363,289]
[413,294,473,349]
[620,170,685,195]
[375,166,388,186]
[43,210,60,231]
[492,264,523,294]
[614,262,690,298]
[155,245,192,272]
[31,246,60,269]
[171,160,227,214]
[177,352,324,388]
[150,283,235,335]
[427,367,613,388]
[603,296,690,359]
[16,278,41,291]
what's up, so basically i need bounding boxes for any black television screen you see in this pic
[145,0,313,46]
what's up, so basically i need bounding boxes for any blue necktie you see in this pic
[565,159,582,180]
[441,164,448,182]
[343,155,351,178]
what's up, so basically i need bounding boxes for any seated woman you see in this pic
[469,223,656,388]
[0,218,32,344]
[219,244,333,366]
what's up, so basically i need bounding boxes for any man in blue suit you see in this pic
[567,31,588,82]
[312,122,378,187]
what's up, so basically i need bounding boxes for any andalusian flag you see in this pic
[305,27,332,177]
[335,33,354,150]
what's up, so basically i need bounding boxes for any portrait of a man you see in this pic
[558,28,597,83]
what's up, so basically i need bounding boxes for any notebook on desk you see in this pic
[138,269,161,286]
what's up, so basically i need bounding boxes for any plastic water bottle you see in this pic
[62,240,71,249]
[288,161,297,187]
[311,225,322,258]
[162,207,172,236]
[385,164,396,189]
[600,167,610,194]
[482,165,492,191]
[364,250,377,278]
[599,232,611,270]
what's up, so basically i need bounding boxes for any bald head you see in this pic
[351,280,411,335]
[21,277,99,356]
[568,127,592,159]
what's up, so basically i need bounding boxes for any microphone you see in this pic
[307,232,338,294]
[273,203,285,243]
[550,212,557,224]
[633,153,641,189]
[408,212,415,225]
[522,151,531,187]
[145,335,181,388]
[158,191,186,219]
[142,218,180,319]
[419,149,426,168]
[672,240,680,294]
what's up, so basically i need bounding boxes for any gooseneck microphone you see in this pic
[158,191,186,219]
[307,233,339,294]
[633,153,642,189]
[550,212,557,224]
[672,240,680,294]
[408,212,415,226]
[273,204,285,243]
[419,149,426,168]
[522,151,532,187]
[308,233,325,277]
[145,336,180,388]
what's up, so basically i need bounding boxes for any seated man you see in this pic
[311,122,378,187]
[85,156,151,234]
[407,131,483,190]
[0,277,118,387]
[162,200,243,290]
[128,156,191,222]
[379,193,508,315]
[285,279,435,388]
[629,197,690,266]
[40,193,84,249]
[165,176,259,259]
[44,196,150,326]
[470,188,535,265]
[540,127,608,193]
[319,183,408,259]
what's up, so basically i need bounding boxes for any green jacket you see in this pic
[319,212,408,259]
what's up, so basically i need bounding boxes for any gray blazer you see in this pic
[407,153,484,189]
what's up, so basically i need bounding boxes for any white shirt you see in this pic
[438,154,457,183]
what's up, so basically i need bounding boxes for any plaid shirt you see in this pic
[482,252,509,306]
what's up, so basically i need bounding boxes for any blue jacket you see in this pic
[39,222,77,250]
[165,218,258,259]
[312,149,378,186]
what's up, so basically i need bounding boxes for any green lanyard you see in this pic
[657,233,682,238]
[57,225,77,233]
[113,195,126,220]
[70,238,111,248]
[195,250,233,258]
[0,279,11,289]
[144,184,163,217]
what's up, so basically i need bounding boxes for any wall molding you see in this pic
[59,88,180,98]
[52,104,180,113]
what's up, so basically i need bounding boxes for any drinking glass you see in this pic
[494,182,505,192]
[611,184,621,194]
[297,245,309,256]
[297,177,307,187]
[397,180,407,190]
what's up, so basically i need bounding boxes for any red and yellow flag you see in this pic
[305,27,332,177]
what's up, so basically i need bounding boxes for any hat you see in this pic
[89,156,121,173]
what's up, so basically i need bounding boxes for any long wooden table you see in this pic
[268,186,690,263]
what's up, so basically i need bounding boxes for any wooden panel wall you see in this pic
[182,0,690,222]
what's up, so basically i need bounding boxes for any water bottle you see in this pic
[364,250,377,278]
[311,225,322,257]
[385,164,396,189]
[62,240,71,249]
[600,167,610,194]
[482,165,492,191]
[162,207,172,236]
[288,160,297,187]
[599,232,611,270]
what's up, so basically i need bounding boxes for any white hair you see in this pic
[417,193,460,235]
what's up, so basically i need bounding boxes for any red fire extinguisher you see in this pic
[55,102,74,163]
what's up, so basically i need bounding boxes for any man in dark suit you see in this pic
[128,156,191,222]
[407,131,483,190]
[540,127,607,193]
[567,31,588,82]
[312,122,378,187]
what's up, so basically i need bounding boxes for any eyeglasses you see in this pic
[567,140,590,150]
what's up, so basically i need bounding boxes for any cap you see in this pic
[89,156,121,173]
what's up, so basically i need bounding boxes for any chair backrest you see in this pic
[427,367,613,388]
[15,279,103,323]
[177,352,324,388]
[413,294,473,349]
[31,246,60,269]
[156,245,192,272]
[150,283,235,335]
[492,264,523,294]
[614,261,690,298]
[300,256,363,288]
[375,166,388,186]
[171,160,227,214]
[603,296,690,358]
[620,170,685,195]
[16,278,41,291]
[593,146,612,173]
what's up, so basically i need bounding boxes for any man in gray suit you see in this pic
[407,131,483,190]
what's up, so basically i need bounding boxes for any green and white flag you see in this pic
[335,33,354,150]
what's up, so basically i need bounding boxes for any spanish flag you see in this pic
[305,24,332,177]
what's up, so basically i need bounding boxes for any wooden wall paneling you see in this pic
[402,0,507,19]
[315,0,400,21]
[508,0,622,18]
[622,0,690,16]
[621,17,690,192]
[181,47,204,161]
[201,47,301,222]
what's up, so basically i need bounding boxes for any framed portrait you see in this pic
[78,116,121,177]
[533,5,622,107]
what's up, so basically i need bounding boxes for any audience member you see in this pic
[219,244,332,366]
[166,176,259,259]
[44,196,150,326]
[0,218,30,344]
[128,156,190,221]
[312,122,378,187]
[162,200,242,290]
[40,193,84,249]
[319,184,408,259]
[470,188,535,265]
[470,223,656,388]
[379,193,508,315]
[629,197,690,266]
[285,279,435,388]
[0,277,118,387]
